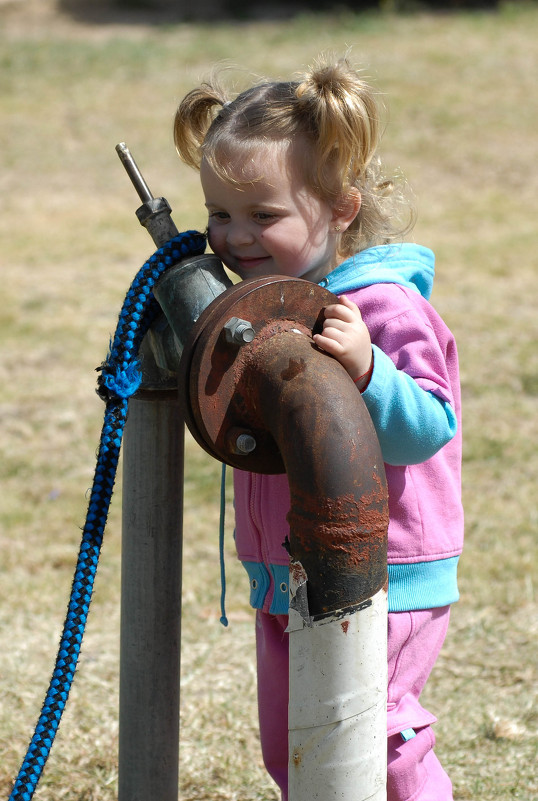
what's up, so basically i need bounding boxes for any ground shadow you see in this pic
[57,0,382,25]
[58,0,499,27]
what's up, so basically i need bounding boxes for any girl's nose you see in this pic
[226,220,255,247]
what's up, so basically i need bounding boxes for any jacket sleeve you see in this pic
[362,345,457,465]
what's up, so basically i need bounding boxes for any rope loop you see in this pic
[8,229,206,801]
[96,358,142,401]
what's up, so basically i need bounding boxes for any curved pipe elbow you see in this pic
[167,275,389,619]
[248,330,388,619]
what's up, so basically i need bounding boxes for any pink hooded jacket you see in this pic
[233,244,463,614]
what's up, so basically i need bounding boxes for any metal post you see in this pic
[115,142,232,801]
[118,390,184,801]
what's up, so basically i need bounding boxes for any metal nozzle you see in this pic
[115,142,154,204]
[115,142,179,247]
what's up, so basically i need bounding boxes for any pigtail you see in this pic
[295,57,380,195]
[174,79,229,170]
[296,55,414,252]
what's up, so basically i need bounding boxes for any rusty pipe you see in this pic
[171,277,388,617]
[237,326,388,799]
[240,327,388,618]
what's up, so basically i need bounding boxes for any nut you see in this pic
[223,317,255,345]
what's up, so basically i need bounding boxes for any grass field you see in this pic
[0,1,537,799]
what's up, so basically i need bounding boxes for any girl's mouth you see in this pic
[235,256,271,271]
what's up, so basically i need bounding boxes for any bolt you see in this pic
[226,427,258,456]
[223,317,255,345]
[235,433,257,454]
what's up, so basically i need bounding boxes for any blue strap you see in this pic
[219,463,229,627]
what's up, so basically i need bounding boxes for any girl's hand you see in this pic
[313,295,373,387]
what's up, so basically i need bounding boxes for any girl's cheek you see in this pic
[207,228,222,255]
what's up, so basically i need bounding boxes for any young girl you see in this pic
[174,55,463,801]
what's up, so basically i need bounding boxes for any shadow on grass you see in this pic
[57,0,500,26]
[57,0,374,25]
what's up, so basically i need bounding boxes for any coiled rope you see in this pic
[8,230,206,801]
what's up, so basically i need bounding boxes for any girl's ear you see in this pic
[332,188,361,232]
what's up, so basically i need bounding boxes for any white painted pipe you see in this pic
[288,565,387,801]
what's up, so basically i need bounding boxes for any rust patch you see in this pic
[288,491,388,556]
[292,749,302,767]
[289,560,307,585]
[341,620,349,635]
[360,472,388,507]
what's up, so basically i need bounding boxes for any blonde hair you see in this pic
[174,56,414,256]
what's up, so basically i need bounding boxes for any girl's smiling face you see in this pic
[201,141,350,284]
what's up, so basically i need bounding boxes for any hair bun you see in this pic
[298,58,355,102]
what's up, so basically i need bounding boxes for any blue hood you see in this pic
[319,243,435,301]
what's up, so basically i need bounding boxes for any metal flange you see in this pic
[177,276,338,473]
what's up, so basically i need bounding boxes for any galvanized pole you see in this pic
[118,390,184,801]
[115,144,232,801]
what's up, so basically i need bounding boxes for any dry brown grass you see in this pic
[1,2,537,799]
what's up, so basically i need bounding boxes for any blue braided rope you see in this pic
[8,230,205,801]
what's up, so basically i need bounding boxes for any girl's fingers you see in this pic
[339,295,361,314]
[313,332,344,356]
[322,317,349,333]
[315,325,356,352]
[324,297,362,323]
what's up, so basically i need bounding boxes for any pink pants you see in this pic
[255,606,453,801]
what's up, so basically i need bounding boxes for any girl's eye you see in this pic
[254,212,276,223]
[209,211,229,221]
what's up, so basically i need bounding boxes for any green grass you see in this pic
[1,1,537,799]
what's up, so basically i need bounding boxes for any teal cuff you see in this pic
[242,561,271,609]
[269,564,290,614]
[242,561,289,614]
[243,556,460,614]
[388,556,460,611]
